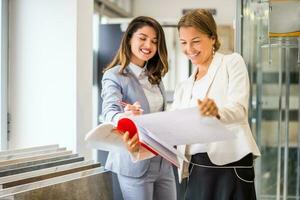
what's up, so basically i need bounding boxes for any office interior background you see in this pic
[0,0,299,199]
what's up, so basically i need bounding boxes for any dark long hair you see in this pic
[104,16,168,85]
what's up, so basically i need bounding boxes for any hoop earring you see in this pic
[212,47,215,56]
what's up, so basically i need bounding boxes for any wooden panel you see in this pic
[0,148,66,161]
[0,151,73,167]
[0,145,59,157]
[0,155,84,177]
[0,161,94,185]
[0,168,112,200]
[1,163,101,188]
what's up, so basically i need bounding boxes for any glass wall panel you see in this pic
[241,0,300,199]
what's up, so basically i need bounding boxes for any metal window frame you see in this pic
[235,0,242,54]
[94,0,132,18]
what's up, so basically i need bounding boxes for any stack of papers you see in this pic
[85,107,235,167]
[130,107,234,145]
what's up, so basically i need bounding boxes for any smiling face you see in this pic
[179,26,215,66]
[130,25,158,67]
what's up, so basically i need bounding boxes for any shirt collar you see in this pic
[128,62,147,78]
[190,52,222,80]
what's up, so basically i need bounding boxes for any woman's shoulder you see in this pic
[222,52,245,65]
[220,52,248,75]
[102,65,126,80]
[103,65,121,76]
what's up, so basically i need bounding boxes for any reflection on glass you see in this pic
[242,0,300,199]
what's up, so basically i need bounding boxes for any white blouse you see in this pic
[129,63,163,113]
[186,74,209,154]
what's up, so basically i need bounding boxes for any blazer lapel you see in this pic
[158,81,167,111]
[180,71,196,108]
[202,53,224,96]
[178,53,224,108]
[125,67,150,113]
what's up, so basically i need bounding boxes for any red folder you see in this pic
[117,118,158,156]
[85,116,187,168]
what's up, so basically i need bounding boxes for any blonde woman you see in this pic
[173,9,261,199]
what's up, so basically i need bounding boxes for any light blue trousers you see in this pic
[117,156,176,200]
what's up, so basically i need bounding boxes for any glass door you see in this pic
[240,0,300,199]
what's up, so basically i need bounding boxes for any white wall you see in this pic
[0,0,8,150]
[8,0,93,159]
[76,0,94,158]
[133,0,236,25]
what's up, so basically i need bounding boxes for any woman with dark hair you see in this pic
[173,9,261,199]
[101,16,176,200]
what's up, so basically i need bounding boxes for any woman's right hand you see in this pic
[197,98,220,119]
[124,101,144,116]
[123,131,140,154]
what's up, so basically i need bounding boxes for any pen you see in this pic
[118,100,144,112]
[118,100,128,107]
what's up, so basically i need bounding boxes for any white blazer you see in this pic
[172,52,261,182]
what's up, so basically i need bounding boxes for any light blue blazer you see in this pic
[101,65,166,177]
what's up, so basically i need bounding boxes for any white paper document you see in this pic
[137,126,188,165]
[85,122,187,167]
[130,107,235,145]
[85,123,128,152]
[85,107,234,167]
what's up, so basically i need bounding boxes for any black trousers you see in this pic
[185,153,256,200]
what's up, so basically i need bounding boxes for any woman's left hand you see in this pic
[197,98,220,119]
[123,131,140,154]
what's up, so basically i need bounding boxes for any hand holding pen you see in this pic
[119,100,144,116]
